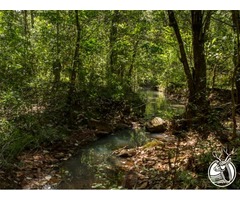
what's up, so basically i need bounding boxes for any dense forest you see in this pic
[1,10,240,189]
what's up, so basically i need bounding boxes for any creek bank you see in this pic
[0,116,141,189]
[0,88,185,189]
[0,128,97,189]
[112,131,224,189]
[109,87,240,189]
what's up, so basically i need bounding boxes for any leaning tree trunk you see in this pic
[168,11,194,97]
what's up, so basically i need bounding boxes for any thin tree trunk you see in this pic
[53,11,61,86]
[232,11,240,111]
[168,11,195,118]
[231,10,240,138]
[70,10,81,92]
[109,11,119,78]
[23,10,28,36]
[22,10,29,71]
[211,64,217,89]
[168,11,194,94]
[231,59,237,139]
[128,39,139,79]
[30,11,34,29]
[67,10,81,127]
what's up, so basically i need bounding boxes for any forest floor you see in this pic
[0,128,100,189]
[1,121,234,189]
[113,130,225,189]
[1,88,238,189]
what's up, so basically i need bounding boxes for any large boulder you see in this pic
[145,117,168,133]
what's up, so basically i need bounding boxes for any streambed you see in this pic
[57,89,184,189]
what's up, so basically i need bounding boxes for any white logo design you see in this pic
[208,148,236,187]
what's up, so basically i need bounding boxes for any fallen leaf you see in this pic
[33,155,41,160]
[45,175,52,181]
[16,172,24,177]
[138,181,148,189]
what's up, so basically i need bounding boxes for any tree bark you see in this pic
[22,10,29,73]
[231,10,240,138]
[53,11,62,86]
[168,11,194,95]
[70,10,81,92]
[232,11,240,111]
[30,11,34,28]
[109,10,119,76]
[190,11,209,115]
[23,10,28,36]
[128,39,139,80]
[67,10,81,127]
[168,10,211,118]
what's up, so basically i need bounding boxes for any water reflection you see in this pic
[57,89,184,189]
[142,89,185,120]
[58,129,150,189]
[143,90,166,118]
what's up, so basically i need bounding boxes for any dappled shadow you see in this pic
[112,131,229,189]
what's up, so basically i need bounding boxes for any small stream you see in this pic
[57,129,150,189]
[57,89,184,189]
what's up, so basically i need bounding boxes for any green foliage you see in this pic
[205,109,225,131]
[205,11,233,89]
[0,129,34,167]
[175,170,199,188]
[91,164,125,189]
[0,10,238,179]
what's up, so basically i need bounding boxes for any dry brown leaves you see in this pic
[10,128,98,189]
[113,131,223,189]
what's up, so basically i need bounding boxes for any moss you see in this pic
[143,139,163,149]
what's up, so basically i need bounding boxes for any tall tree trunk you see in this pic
[190,11,209,116]
[168,11,211,119]
[52,11,62,87]
[128,39,139,79]
[67,10,81,127]
[30,11,34,28]
[231,10,240,138]
[22,10,29,72]
[232,11,240,111]
[23,10,28,36]
[109,11,119,80]
[211,64,217,89]
[168,11,194,118]
[168,11,194,100]
[70,10,81,93]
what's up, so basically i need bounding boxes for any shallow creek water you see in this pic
[57,89,184,189]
